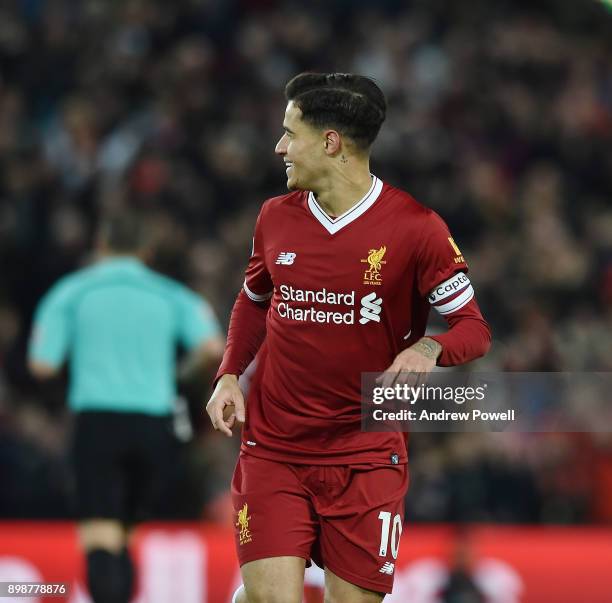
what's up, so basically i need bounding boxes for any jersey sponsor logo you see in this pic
[448,237,465,264]
[236,503,252,545]
[279,284,354,305]
[275,285,384,326]
[277,301,354,324]
[359,292,383,324]
[379,562,395,575]
[276,252,297,265]
[361,245,387,286]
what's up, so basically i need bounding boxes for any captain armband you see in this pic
[428,272,474,315]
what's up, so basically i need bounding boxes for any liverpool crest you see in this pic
[361,245,387,286]
[236,503,252,545]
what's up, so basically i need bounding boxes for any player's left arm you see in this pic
[425,282,490,367]
[383,212,491,377]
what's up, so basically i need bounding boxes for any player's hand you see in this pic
[377,337,442,389]
[206,374,245,437]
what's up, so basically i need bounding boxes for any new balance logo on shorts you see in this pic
[276,252,296,265]
[379,562,395,575]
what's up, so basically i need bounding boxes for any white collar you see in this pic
[307,176,383,235]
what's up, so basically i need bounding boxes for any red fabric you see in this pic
[429,298,491,366]
[214,290,267,382]
[231,452,407,594]
[217,180,490,464]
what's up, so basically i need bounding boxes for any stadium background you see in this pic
[0,0,611,601]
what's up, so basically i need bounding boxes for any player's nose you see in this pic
[275,134,288,155]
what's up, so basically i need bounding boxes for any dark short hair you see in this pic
[99,211,148,253]
[284,72,386,151]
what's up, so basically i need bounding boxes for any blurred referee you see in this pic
[27,212,224,603]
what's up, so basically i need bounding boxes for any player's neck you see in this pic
[313,165,373,218]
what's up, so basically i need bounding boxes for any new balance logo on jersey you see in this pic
[276,252,296,265]
[379,562,395,575]
[359,292,383,324]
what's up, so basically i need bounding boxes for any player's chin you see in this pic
[286,174,306,192]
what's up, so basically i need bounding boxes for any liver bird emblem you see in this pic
[237,503,250,535]
[366,246,387,273]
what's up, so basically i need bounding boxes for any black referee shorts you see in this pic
[72,411,176,524]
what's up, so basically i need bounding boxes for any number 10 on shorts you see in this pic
[378,511,402,558]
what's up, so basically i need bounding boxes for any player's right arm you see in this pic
[206,207,273,436]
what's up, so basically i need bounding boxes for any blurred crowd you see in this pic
[1,0,611,524]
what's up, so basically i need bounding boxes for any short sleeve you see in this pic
[243,208,273,302]
[177,289,222,350]
[416,211,469,298]
[28,285,72,368]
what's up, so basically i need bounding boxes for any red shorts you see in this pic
[231,452,408,594]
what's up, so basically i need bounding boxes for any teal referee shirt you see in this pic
[28,257,221,415]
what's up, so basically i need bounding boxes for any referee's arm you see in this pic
[28,283,71,380]
[177,291,225,382]
[178,334,225,382]
[29,359,62,379]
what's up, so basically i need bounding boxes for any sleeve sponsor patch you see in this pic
[428,272,474,315]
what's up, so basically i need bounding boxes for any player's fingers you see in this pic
[225,413,236,429]
[376,369,396,386]
[376,364,397,384]
[212,404,233,436]
[410,371,424,388]
[376,367,390,387]
[233,392,246,423]
[394,370,409,386]
[395,369,419,387]
[406,365,433,385]
[380,366,400,389]
[205,396,221,420]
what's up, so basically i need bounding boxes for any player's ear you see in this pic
[323,130,341,155]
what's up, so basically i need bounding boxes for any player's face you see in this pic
[275,101,325,191]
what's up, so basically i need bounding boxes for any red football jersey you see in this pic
[241,176,471,465]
